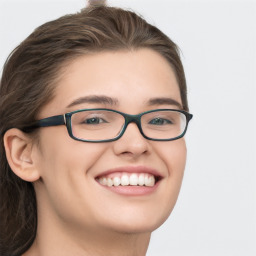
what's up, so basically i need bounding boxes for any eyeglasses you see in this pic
[24,108,193,142]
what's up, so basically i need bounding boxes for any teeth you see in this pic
[113,177,121,186]
[138,173,145,186]
[121,175,129,186]
[145,175,155,187]
[98,173,156,187]
[107,178,113,187]
[129,173,138,186]
[99,177,107,186]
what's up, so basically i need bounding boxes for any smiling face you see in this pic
[33,49,187,237]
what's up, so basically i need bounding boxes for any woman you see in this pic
[0,2,192,256]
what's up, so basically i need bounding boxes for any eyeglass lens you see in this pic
[70,110,187,141]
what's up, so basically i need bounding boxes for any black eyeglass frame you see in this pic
[23,108,193,142]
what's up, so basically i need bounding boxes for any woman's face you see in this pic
[34,49,187,235]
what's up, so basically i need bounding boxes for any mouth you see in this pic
[95,166,163,196]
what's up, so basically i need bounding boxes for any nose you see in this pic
[112,122,150,158]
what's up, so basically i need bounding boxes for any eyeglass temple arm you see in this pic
[23,115,65,132]
[34,115,65,127]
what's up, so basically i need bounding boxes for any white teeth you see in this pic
[99,177,107,186]
[113,177,121,186]
[121,174,129,186]
[138,173,145,186]
[98,173,156,187]
[145,175,155,187]
[107,178,113,187]
[129,174,138,186]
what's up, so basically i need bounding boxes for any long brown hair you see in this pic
[0,4,188,256]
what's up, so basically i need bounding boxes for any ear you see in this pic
[3,128,40,182]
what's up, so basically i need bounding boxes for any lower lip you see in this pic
[97,181,160,196]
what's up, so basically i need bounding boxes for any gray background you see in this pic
[0,0,255,255]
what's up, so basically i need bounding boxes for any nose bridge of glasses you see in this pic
[123,114,143,135]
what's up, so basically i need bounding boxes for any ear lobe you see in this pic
[4,128,40,182]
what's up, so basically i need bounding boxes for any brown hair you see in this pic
[0,4,188,256]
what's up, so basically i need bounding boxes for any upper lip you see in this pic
[95,166,164,179]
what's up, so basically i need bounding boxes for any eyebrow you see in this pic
[67,95,182,109]
[67,95,119,108]
[147,97,183,109]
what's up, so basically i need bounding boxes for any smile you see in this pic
[97,172,156,187]
[95,166,163,196]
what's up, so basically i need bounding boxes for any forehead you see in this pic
[40,49,181,116]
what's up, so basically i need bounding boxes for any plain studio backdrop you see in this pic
[0,0,255,255]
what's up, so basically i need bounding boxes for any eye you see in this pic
[84,117,108,124]
[149,117,173,125]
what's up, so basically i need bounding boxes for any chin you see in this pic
[99,208,171,234]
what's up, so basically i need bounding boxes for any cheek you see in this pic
[155,138,187,176]
[37,127,108,173]
[34,128,109,218]
[167,139,187,197]
[153,139,187,219]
